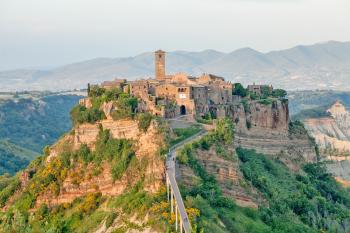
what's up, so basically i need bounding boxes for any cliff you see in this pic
[35,119,164,208]
[304,101,350,156]
[229,100,317,169]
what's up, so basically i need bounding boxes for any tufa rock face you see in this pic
[230,100,317,169]
[38,120,165,208]
[231,100,289,134]
[304,101,350,155]
[73,119,140,150]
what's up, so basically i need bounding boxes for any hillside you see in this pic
[1,85,350,232]
[0,92,82,175]
[0,140,37,175]
[289,90,350,120]
[2,41,350,91]
[0,93,82,153]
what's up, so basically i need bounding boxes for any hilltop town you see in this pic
[2,50,350,233]
[80,50,275,120]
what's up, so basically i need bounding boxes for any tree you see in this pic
[233,83,247,97]
[272,89,287,99]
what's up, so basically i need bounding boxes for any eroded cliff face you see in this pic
[178,145,262,209]
[303,101,350,184]
[304,101,350,155]
[35,120,165,208]
[229,100,317,169]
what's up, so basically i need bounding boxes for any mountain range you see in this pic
[1,41,350,91]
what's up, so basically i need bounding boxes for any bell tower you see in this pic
[155,50,166,80]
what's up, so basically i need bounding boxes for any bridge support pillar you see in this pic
[171,188,174,213]
[176,205,178,231]
[166,175,170,202]
[180,217,183,233]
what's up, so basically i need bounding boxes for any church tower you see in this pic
[155,50,166,80]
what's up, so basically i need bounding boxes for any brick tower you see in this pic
[155,50,166,80]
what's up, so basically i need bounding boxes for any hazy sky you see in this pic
[1,0,350,71]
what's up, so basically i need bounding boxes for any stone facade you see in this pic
[124,51,233,118]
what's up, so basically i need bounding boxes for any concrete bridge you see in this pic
[165,130,207,233]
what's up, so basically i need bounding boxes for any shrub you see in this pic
[232,83,247,97]
[137,113,153,132]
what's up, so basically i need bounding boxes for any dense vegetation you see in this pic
[238,148,350,232]
[0,124,163,232]
[232,83,287,107]
[0,94,81,175]
[176,118,350,232]
[70,86,137,125]
[0,140,37,175]
[178,119,272,232]
[170,125,201,147]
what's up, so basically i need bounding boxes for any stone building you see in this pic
[247,84,273,96]
[124,50,233,118]
[101,79,127,90]
[92,50,234,118]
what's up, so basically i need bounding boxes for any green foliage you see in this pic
[288,120,312,140]
[179,125,271,232]
[215,118,234,144]
[261,86,272,99]
[237,148,350,232]
[71,87,138,124]
[70,105,106,125]
[94,129,135,180]
[0,140,37,175]
[137,112,153,132]
[170,126,201,147]
[258,98,273,105]
[0,94,80,156]
[272,89,287,99]
[232,83,247,97]
[240,99,250,113]
[0,175,20,207]
[195,117,213,125]
[111,95,138,120]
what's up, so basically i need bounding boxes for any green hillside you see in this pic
[0,93,82,175]
[0,94,82,153]
[0,140,37,175]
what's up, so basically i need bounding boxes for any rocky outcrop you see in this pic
[230,100,289,134]
[304,101,350,155]
[37,120,165,208]
[73,119,139,150]
[229,100,317,168]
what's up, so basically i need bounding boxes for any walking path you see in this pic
[165,129,208,232]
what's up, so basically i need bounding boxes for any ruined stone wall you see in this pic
[129,80,150,99]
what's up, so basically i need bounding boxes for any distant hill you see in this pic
[0,93,82,175]
[0,140,37,175]
[1,41,350,91]
[0,93,82,152]
[288,90,350,119]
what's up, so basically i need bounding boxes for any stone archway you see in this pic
[180,105,186,115]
